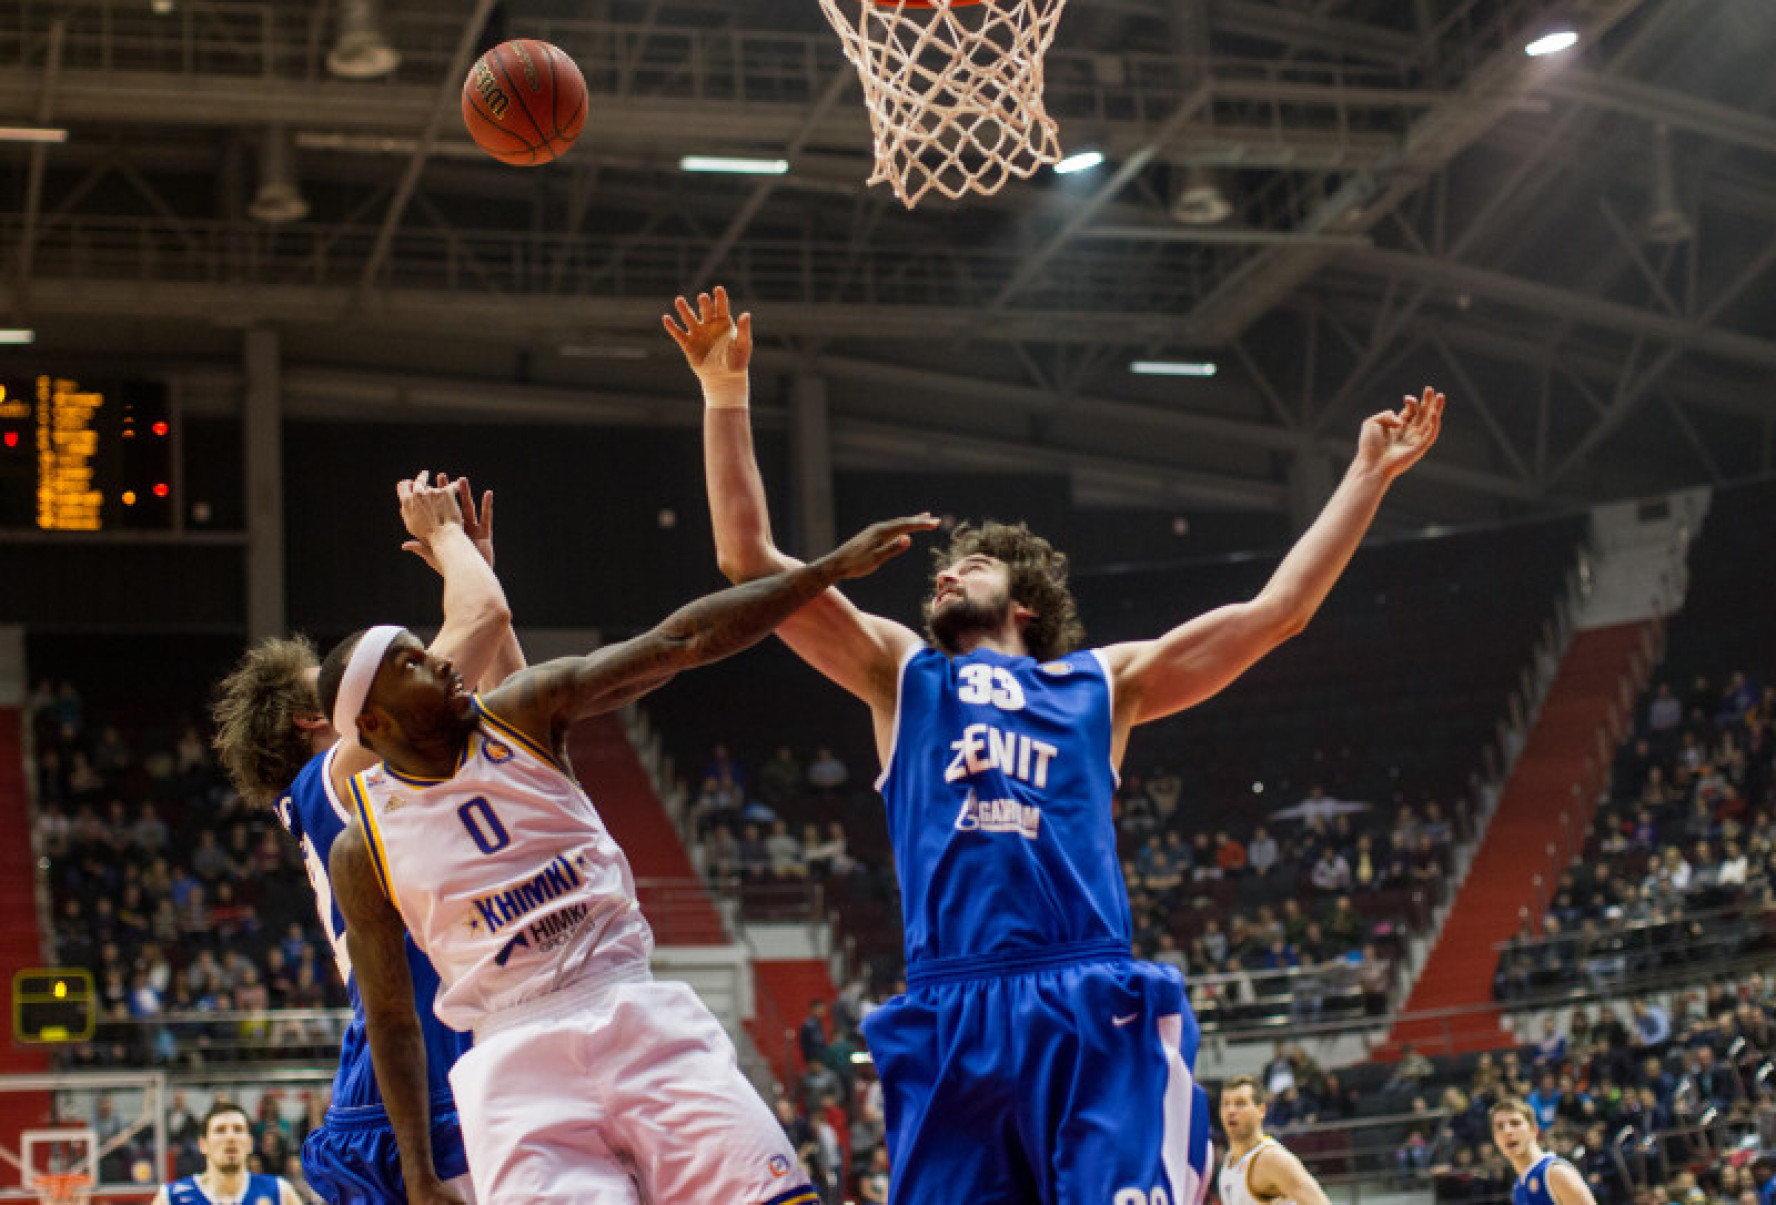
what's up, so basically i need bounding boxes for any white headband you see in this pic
[331,625,405,743]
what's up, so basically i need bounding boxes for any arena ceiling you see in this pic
[1,0,1773,529]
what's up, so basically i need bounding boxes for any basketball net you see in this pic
[818,0,1069,209]
[33,1173,92,1205]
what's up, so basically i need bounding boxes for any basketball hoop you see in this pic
[32,1173,92,1205]
[818,0,1070,209]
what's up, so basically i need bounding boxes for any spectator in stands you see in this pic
[1147,766,1183,824]
[800,998,830,1070]
[739,821,771,880]
[1215,830,1248,876]
[1534,1016,1569,1068]
[1527,1071,1562,1128]
[1649,684,1683,735]
[1325,896,1365,952]
[705,822,740,879]
[759,746,803,807]
[1311,846,1352,893]
[807,821,852,880]
[858,1146,890,1204]
[806,746,849,794]
[1684,1046,1740,1110]
[1387,1045,1435,1097]
[1248,825,1279,877]
[766,819,807,879]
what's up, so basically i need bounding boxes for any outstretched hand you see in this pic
[397,469,465,551]
[819,514,942,582]
[1356,387,1445,481]
[402,473,496,573]
[663,285,753,382]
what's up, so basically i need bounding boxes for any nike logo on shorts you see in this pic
[1113,1013,1139,1027]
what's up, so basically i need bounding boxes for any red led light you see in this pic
[152,421,169,436]
[2,432,15,448]
[152,483,170,498]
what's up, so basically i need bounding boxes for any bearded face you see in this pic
[924,554,1017,653]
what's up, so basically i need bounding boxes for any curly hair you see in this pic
[211,635,321,809]
[924,521,1084,662]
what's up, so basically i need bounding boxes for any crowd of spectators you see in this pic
[26,678,348,1073]
[1396,971,1776,1205]
[62,1087,330,1200]
[1495,669,1776,1001]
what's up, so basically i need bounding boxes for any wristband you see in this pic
[701,375,750,410]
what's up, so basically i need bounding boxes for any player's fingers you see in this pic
[674,296,698,326]
[713,285,730,317]
[697,291,714,320]
[480,491,494,530]
[662,314,690,347]
[734,313,754,359]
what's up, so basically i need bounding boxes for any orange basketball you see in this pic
[461,39,587,167]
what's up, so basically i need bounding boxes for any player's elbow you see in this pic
[1254,589,1315,643]
[716,547,785,585]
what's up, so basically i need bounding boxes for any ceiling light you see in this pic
[1131,360,1217,377]
[1524,30,1579,56]
[328,0,401,79]
[679,156,789,175]
[1054,150,1105,175]
[0,127,68,144]
[0,329,36,345]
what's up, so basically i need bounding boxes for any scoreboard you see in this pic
[0,375,174,531]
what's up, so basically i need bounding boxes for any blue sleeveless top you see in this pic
[1514,1152,1571,1205]
[276,746,470,1117]
[166,1173,285,1204]
[878,646,1131,979]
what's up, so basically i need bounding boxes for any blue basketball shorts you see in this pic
[861,952,1213,1205]
[301,1101,471,1204]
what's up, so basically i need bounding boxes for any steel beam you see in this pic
[1343,247,1776,373]
[356,0,498,295]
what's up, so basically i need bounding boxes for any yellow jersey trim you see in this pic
[473,695,565,771]
[349,774,398,911]
[383,744,468,788]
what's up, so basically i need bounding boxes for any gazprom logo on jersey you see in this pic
[472,855,582,933]
[954,789,1042,840]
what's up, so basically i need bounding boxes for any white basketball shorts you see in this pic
[449,973,817,1205]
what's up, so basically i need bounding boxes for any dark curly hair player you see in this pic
[671,284,1446,1205]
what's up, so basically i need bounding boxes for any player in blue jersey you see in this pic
[151,1101,302,1205]
[670,286,1445,1204]
[213,472,521,1205]
[1493,1098,1599,1205]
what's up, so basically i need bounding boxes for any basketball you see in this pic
[461,39,587,167]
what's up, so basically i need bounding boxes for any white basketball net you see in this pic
[818,0,1069,209]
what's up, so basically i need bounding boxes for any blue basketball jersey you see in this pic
[1514,1153,1569,1205]
[166,1173,285,1205]
[878,645,1130,970]
[276,745,471,1113]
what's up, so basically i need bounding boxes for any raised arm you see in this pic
[482,513,936,754]
[331,473,519,793]
[1104,389,1444,739]
[667,287,923,730]
[402,475,526,690]
[330,827,464,1205]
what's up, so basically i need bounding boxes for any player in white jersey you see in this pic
[1218,1076,1331,1205]
[320,512,935,1204]
[213,472,517,1205]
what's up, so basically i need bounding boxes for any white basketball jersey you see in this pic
[347,698,654,1030]
[1221,1137,1289,1205]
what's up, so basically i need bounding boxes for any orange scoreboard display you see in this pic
[0,375,174,531]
